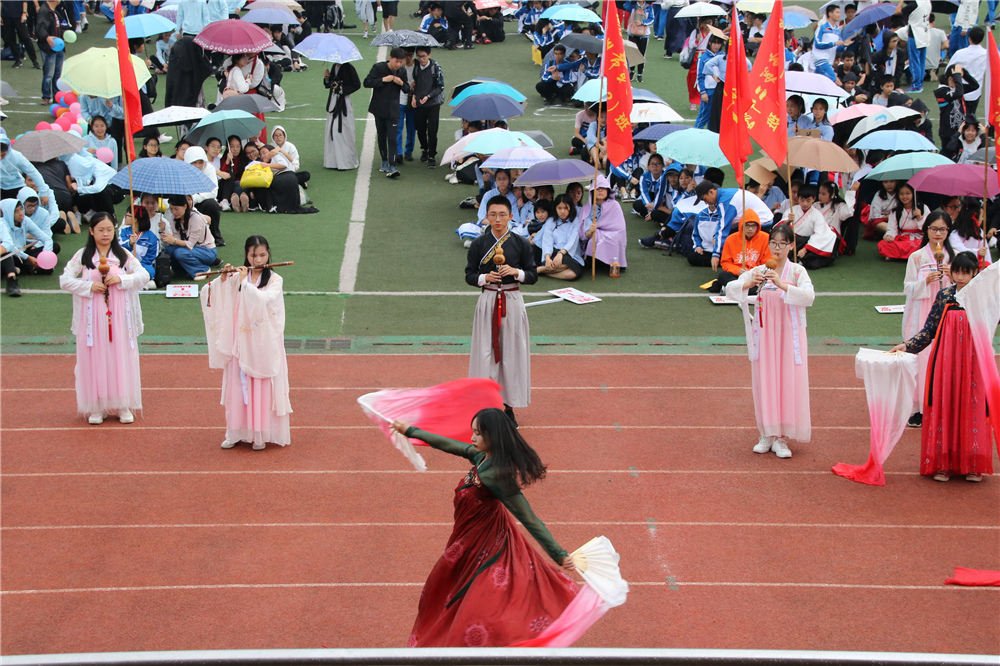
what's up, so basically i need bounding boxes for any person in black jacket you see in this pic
[364,47,411,178]
[411,47,444,167]
[1,1,40,70]
[445,0,476,50]
[36,0,74,104]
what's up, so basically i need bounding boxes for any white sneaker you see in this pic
[771,438,792,458]
[221,439,237,449]
[158,134,173,142]
[252,442,266,451]
[363,30,368,38]
[143,279,156,290]
[118,409,134,424]
[88,413,104,425]
[753,436,773,454]
[220,199,232,211]
[463,239,472,248]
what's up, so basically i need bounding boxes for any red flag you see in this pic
[988,32,1000,132]
[113,0,143,163]
[719,5,751,185]
[745,0,787,166]
[602,1,634,167]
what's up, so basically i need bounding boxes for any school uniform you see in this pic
[118,224,159,278]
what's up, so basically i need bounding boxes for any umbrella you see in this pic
[865,152,954,181]
[452,77,505,98]
[184,110,266,144]
[520,130,554,149]
[1,81,17,98]
[631,102,684,123]
[785,4,819,20]
[785,71,850,99]
[154,5,177,23]
[258,0,304,10]
[11,130,85,162]
[213,93,280,114]
[622,40,645,66]
[104,13,176,39]
[142,106,211,127]
[784,136,858,172]
[514,159,597,186]
[194,20,272,55]
[737,0,777,12]
[292,33,362,63]
[852,129,938,152]
[781,11,813,30]
[61,48,152,98]
[450,82,526,106]
[558,33,603,54]
[842,2,896,38]
[675,3,726,18]
[371,29,440,48]
[481,146,555,169]
[847,108,922,144]
[633,124,688,141]
[966,147,998,165]
[242,7,299,24]
[573,79,670,104]
[247,0,301,12]
[539,4,602,22]
[451,94,525,121]
[464,130,541,154]
[475,0,509,8]
[109,158,214,195]
[657,129,729,168]
[908,163,1000,197]
[829,103,882,124]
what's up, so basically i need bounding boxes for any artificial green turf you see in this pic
[0,4,995,351]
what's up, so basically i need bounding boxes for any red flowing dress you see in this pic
[405,428,582,648]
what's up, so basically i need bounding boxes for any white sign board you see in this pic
[874,304,905,314]
[549,288,602,305]
[166,284,199,298]
[709,295,738,305]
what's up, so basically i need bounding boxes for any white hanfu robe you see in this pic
[201,270,292,446]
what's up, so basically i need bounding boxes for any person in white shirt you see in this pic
[898,0,932,94]
[924,13,948,82]
[948,0,977,58]
[947,25,988,115]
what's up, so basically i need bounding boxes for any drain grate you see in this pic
[285,338,353,351]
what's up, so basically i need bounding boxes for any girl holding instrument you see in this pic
[59,212,148,425]
[200,235,291,451]
[725,223,815,459]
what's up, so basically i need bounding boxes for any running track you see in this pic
[2,354,998,656]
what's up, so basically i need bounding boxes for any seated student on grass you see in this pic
[689,183,728,269]
[183,147,224,246]
[1,198,57,285]
[18,182,59,237]
[633,154,672,221]
[663,162,682,201]
[879,182,929,260]
[512,185,535,237]
[65,149,120,219]
[565,182,585,209]
[478,169,518,224]
[571,105,598,159]
[579,175,628,274]
[672,167,697,204]
[949,197,994,265]
[118,206,158,284]
[586,112,609,170]
[160,194,217,280]
[538,194,585,281]
[84,116,119,171]
[419,3,448,44]
[139,135,162,159]
[780,184,838,270]
[816,181,852,238]
[527,197,554,265]
[707,209,771,293]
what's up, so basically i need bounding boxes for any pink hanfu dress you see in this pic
[902,244,952,408]
[726,261,815,442]
[59,248,147,417]
[201,270,291,446]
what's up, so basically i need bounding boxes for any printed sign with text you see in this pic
[549,288,602,305]
[166,284,199,299]
[874,304,906,314]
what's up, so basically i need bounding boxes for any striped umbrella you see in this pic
[109,158,214,195]
[194,20,272,55]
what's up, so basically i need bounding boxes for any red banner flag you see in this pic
[988,32,1000,131]
[719,5,751,185]
[745,0,787,167]
[602,1,634,168]
[113,0,143,163]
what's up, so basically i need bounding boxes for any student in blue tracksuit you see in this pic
[813,5,851,82]
[689,181,727,269]
[118,206,159,280]
[632,154,666,218]
[695,35,724,129]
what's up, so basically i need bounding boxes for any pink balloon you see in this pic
[76,124,87,135]
[55,116,73,131]
[95,147,114,164]
[70,102,81,114]
[54,91,66,105]
[49,123,63,132]
[35,121,51,131]
[35,251,58,271]
[64,92,78,105]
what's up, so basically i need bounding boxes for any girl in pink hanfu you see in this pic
[59,213,148,425]
[201,235,291,451]
[878,183,930,260]
[901,212,954,428]
[725,223,815,459]
[578,175,627,273]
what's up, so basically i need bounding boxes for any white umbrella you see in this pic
[847,107,922,144]
[142,106,210,127]
[675,2,727,18]
[785,71,850,99]
[442,129,541,163]
[481,146,555,169]
[630,102,685,123]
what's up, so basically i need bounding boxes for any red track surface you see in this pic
[2,355,998,656]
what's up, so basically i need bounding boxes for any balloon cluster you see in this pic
[39,91,87,136]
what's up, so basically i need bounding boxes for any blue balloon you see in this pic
[51,37,65,52]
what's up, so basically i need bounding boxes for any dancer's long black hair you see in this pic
[81,212,129,269]
[473,408,546,489]
[244,234,272,288]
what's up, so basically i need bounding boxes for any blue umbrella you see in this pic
[292,33,363,63]
[780,11,813,30]
[242,7,299,25]
[656,129,729,168]
[451,82,527,106]
[184,110,266,144]
[851,129,938,152]
[451,94,525,121]
[540,4,602,22]
[104,13,176,39]
[633,124,689,142]
[573,79,667,105]
[842,2,896,39]
[110,158,214,195]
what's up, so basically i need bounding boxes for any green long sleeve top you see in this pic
[406,427,568,564]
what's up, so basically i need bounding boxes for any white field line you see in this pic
[4,521,994,530]
[2,582,993,595]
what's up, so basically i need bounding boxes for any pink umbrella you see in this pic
[828,103,881,125]
[194,19,272,55]
[908,163,1000,198]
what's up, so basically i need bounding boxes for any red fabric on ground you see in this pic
[944,568,1000,586]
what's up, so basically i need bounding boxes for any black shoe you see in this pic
[445,43,459,50]
[503,405,518,430]
[13,61,23,69]
[343,23,357,28]
[215,237,226,247]
[427,155,437,168]
[463,43,475,49]
[405,153,413,162]
[211,257,223,267]
[32,62,41,69]
[420,150,428,162]
[6,277,21,297]
[636,74,643,83]
[907,413,922,428]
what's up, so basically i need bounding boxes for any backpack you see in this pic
[679,36,696,69]
[154,251,171,288]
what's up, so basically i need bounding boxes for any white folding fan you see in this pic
[570,536,629,608]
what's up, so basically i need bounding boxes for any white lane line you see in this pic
[0,425,871,432]
[4,521,994,531]
[16,289,907,297]
[339,45,385,295]
[1,470,922,478]
[0,385,864,391]
[3,582,993,595]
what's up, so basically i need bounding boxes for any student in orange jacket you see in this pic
[708,209,772,294]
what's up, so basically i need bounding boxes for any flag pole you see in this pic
[786,161,797,263]
[121,88,136,221]
[984,111,990,270]
[592,59,606,281]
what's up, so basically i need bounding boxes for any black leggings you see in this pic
[628,35,648,76]
[415,104,441,156]
[195,199,223,243]
[687,249,715,267]
[1,19,37,65]
[374,115,399,162]
[2,242,61,278]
